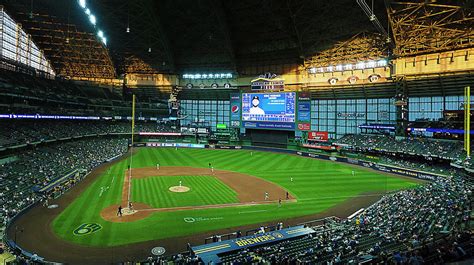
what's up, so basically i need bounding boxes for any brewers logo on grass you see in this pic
[73,223,102,236]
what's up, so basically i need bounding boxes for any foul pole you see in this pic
[465,86,471,157]
[128,94,136,205]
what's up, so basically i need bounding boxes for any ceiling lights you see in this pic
[308,59,388,74]
[77,0,107,45]
[182,73,233,79]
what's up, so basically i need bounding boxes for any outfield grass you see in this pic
[131,175,238,208]
[52,148,420,247]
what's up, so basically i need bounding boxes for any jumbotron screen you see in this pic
[241,92,296,123]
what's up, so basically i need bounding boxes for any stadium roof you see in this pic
[1,0,472,77]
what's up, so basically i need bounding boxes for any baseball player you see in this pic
[156,163,160,170]
[117,205,123,216]
[264,192,269,201]
[278,198,282,207]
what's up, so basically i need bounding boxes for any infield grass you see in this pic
[131,175,238,208]
[52,148,421,247]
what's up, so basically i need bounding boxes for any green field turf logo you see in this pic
[183,217,224,223]
[73,223,102,236]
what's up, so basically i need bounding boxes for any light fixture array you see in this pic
[182,73,233,79]
[307,59,388,74]
[78,0,107,45]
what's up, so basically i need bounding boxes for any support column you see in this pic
[394,76,409,137]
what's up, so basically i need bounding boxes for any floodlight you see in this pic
[377,59,387,67]
[79,0,86,9]
[89,14,96,25]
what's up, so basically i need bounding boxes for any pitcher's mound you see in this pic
[169,186,190,193]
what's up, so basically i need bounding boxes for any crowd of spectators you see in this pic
[0,137,128,237]
[380,157,456,176]
[158,174,472,264]
[336,134,466,161]
[0,120,179,148]
[0,68,169,118]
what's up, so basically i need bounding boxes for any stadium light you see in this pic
[77,1,108,45]
[89,14,96,25]
[79,0,86,9]
[308,58,388,74]
[377,59,387,67]
[182,73,233,79]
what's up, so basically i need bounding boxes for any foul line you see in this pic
[238,209,268,214]
[296,193,387,202]
[136,199,297,213]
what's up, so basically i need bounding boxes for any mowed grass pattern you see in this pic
[52,148,420,247]
[131,175,238,208]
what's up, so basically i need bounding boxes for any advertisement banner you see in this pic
[230,93,241,127]
[192,226,314,264]
[297,92,311,123]
[308,131,329,141]
[302,143,336,151]
[145,143,205,148]
[242,121,295,130]
[297,123,311,131]
[298,111,311,122]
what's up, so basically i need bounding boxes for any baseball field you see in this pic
[50,147,420,248]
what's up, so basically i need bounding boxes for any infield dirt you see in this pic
[100,166,295,222]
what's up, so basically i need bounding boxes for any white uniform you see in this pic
[249,106,265,115]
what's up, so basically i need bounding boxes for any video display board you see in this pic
[241,92,295,130]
